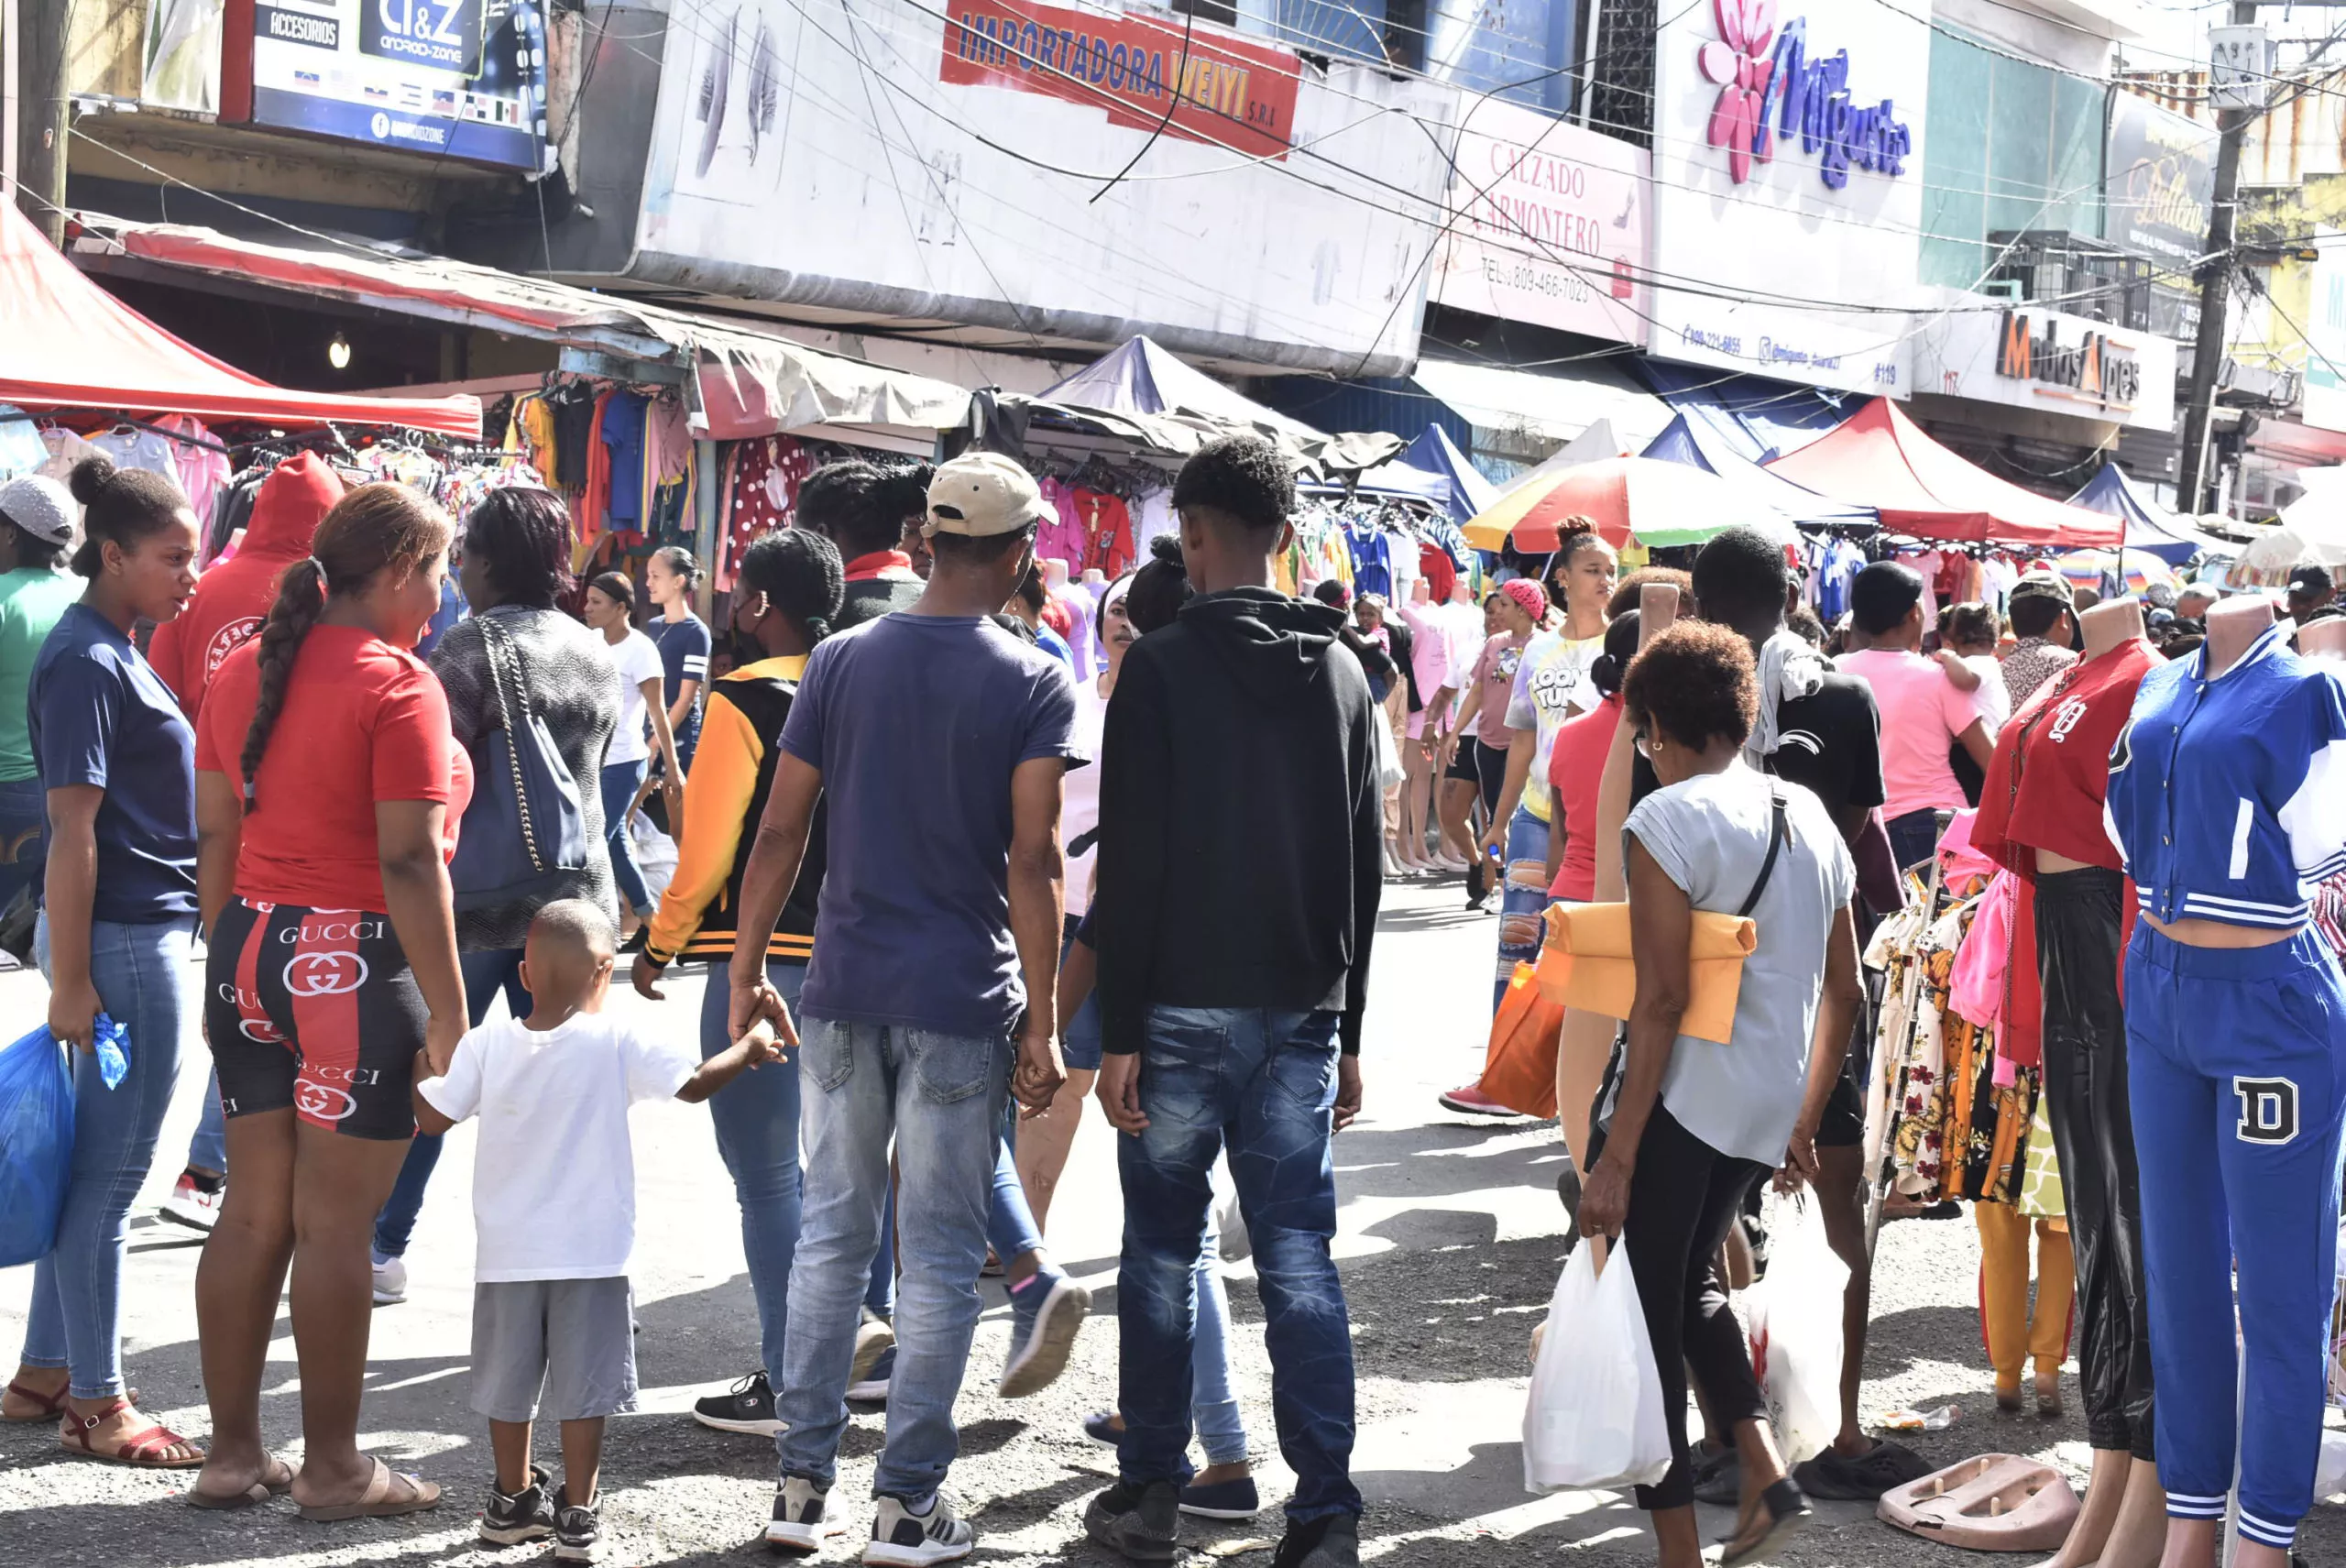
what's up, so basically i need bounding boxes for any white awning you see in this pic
[1409,357,1673,454]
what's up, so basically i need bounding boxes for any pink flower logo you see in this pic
[1698,0,1778,183]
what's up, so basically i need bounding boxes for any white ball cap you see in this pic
[0,475,75,546]
[925,452,1047,539]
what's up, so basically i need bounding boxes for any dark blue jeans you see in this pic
[1117,1005,1358,1523]
[373,948,529,1260]
[600,758,652,916]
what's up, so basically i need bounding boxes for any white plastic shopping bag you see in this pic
[1522,1241,1673,1492]
[1744,1192,1851,1465]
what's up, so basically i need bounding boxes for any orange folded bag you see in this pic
[1480,962,1563,1119]
[1534,903,1758,1044]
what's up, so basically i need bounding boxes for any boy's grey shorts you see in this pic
[470,1277,638,1423]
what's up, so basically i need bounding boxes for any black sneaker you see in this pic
[864,1491,974,1565]
[478,1464,555,1546]
[1083,1479,1178,1563]
[553,1486,599,1564]
[765,1475,828,1555]
[1271,1513,1359,1568]
[695,1370,782,1437]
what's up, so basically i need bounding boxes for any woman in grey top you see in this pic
[369,488,619,1302]
[1575,621,1862,1568]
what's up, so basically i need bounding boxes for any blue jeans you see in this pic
[696,960,891,1389]
[1118,1006,1357,1522]
[601,758,652,916]
[20,914,195,1398]
[1190,1199,1248,1466]
[187,1072,226,1173]
[1059,924,1103,1072]
[1494,805,1551,1012]
[777,1016,1010,1500]
[1887,808,1942,875]
[0,774,46,913]
[373,947,529,1260]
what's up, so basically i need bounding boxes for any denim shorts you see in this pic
[1060,922,1103,1072]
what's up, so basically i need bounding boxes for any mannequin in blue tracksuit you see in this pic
[2105,611,2346,1561]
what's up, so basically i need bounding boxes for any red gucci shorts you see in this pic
[203,896,428,1141]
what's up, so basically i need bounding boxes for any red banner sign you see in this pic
[940,2,1299,160]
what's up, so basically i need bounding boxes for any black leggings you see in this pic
[1619,1100,1771,1510]
[2035,866,2155,1458]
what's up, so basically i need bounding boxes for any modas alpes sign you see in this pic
[1997,312,2143,412]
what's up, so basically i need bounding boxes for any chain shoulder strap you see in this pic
[476,615,548,874]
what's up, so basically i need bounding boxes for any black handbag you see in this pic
[448,614,590,913]
[1585,784,1789,1166]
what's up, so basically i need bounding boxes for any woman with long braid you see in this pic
[189,483,471,1518]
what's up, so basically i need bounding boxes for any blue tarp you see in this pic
[2066,462,2231,565]
[1636,362,1854,463]
[1400,425,1496,526]
[1639,411,1876,531]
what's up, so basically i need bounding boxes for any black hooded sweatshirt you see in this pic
[1092,586,1383,1056]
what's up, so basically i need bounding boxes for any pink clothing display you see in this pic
[1838,648,1990,821]
[1398,601,1455,740]
[1038,478,1087,573]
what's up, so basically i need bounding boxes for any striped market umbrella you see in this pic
[1463,456,1797,553]
[2052,550,2176,597]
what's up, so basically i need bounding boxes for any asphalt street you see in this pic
[2,872,2341,1565]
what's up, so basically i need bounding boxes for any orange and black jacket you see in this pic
[643,655,823,966]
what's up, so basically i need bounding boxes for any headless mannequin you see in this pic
[2299,613,2346,660]
[2029,593,2166,1568]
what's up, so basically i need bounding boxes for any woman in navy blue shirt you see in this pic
[0,454,203,1467]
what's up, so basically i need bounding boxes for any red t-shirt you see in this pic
[196,626,472,911]
[1973,638,2158,875]
[1545,693,1621,903]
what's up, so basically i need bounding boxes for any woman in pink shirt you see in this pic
[1439,586,1540,906]
[1838,563,1994,872]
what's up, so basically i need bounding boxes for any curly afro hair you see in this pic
[1622,620,1759,755]
[1171,434,1292,534]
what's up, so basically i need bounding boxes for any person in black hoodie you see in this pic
[1084,436,1379,1568]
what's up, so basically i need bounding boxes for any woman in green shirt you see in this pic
[0,474,85,911]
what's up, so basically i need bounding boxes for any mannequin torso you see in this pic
[2037,600,2150,876]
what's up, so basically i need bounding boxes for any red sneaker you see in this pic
[1438,1081,1525,1117]
[159,1172,224,1233]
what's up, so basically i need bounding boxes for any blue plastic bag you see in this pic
[0,1015,129,1267]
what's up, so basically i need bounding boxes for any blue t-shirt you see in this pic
[28,603,198,922]
[1036,624,1075,673]
[652,613,713,770]
[782,613,1085,1037]
[415,576,466,661]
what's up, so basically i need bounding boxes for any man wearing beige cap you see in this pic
[728,450,1085,1564]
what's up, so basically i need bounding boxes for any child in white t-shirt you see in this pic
[413,898,778,1563]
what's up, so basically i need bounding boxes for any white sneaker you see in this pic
[766,1475,829,1554]
[371,1255,408,1306]
[159,1172,224,1233]
[863,1492,974,1565]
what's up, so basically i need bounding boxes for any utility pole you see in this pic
[14,0,66,244]
[2175,0,2261,516]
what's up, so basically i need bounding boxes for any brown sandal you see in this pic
[188,1456,296,1510]
[59,1397,204,1468]
[297,1455,441,1522]
[3,1377,68,1422]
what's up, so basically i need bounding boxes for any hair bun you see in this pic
[67,453,117,507]
[1147,533,1186,566]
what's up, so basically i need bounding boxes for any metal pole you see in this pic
[2175,0,2261,516]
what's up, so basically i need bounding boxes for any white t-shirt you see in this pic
[1064,674,1110,916]
[1624,762,1855,1167]
[605,628,665,765]
[416,1012,698,1281]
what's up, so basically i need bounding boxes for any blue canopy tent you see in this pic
[1637,362,1853,463]
[1299,457,1453,508]
[1400,424,1496,526]
[2066,462,2231,565]
[1639,411,1877,531]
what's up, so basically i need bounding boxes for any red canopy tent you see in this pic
[1,203,478,437]
[1764,398,2120,549]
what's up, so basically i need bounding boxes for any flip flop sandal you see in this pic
[3,1378,68,1422]
[298,1455,442,1522]
[59,1397,204,1468]
[1712,1478,1811,1567]
[188,1458,296,1510]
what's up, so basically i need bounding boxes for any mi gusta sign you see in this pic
[1996,312,2144,411]
[1698,0,1912,188]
